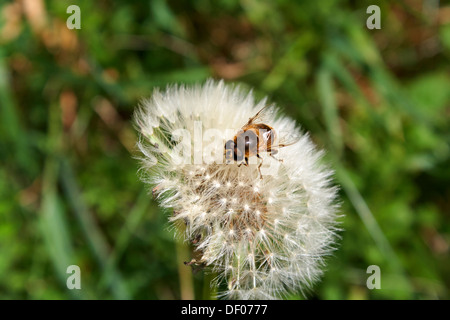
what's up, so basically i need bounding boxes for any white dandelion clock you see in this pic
[134,79,340,299]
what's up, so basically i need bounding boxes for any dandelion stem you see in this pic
[176,239,195,300]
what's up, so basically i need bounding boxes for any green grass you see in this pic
[0,0,449,299]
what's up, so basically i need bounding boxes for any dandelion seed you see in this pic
[134,79,340,300]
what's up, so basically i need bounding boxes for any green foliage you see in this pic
[0,0,448,299]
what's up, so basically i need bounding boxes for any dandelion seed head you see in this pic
[135,79,341,300]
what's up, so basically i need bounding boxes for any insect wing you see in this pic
[245,105,275,126]
[272,130,301,149]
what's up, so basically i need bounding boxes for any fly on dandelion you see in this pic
[224,104,301,179]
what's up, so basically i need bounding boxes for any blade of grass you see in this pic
[40,158,84,299]
[98,189,151,290]
[60,158,130,299]
[0,49,34,175]
[39,101,84,299]
[261,32,315,92]
[316,64,343,156]
[334,163,413,294]
[337,165,399,265]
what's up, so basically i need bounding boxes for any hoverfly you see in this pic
[224,105,299,178]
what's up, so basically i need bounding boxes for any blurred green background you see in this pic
[1,0,449,300]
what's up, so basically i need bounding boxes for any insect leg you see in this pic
[257,154,263,179]
[270,149,283,163]
[238,158,248,167]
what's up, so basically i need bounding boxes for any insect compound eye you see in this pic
[224,139,243,162]
[225,140,235,150]
[236,130,258,154]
